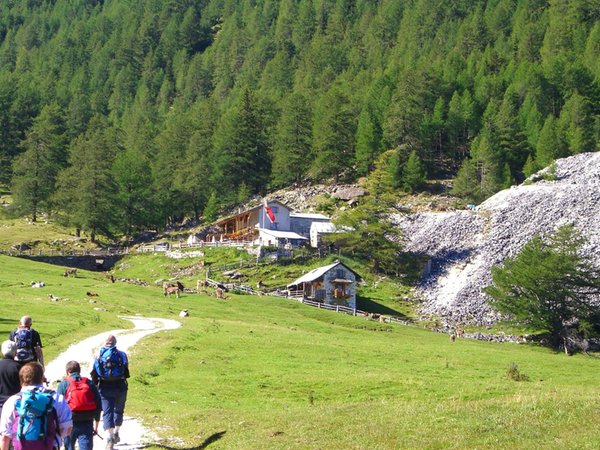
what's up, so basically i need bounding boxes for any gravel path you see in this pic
[44,316,181,449]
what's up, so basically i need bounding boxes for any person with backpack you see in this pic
[8,317,44,365]
[0,362,72,450]
[90,335,129,450]
[0,341,21,417]
[56,361,101,450]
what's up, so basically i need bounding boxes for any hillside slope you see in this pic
[395,152,600,325]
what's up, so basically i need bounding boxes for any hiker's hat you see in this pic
[105,334,117,348]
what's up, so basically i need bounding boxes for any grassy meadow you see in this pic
[1,254,600,449]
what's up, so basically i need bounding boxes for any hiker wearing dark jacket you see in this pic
[57,361,102,450]
[8,316,44,365]
[90,335,129,450]
[0,341,21,417]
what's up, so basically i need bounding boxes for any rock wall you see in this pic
[393,152,600,326]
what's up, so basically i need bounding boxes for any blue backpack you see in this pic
[11,388,58,450]
[95,347,125,381]
[14,329,34,362]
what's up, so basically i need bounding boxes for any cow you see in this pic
[196,279,207,291]
[63,268,77,277]
[163,281,184,298]
[215,287,225,299]
[86,291,99,297]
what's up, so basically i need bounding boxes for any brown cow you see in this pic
[215,287,225,299]
[163,281,184,298]
[196,279,207,291]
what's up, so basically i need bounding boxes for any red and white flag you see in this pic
[263,198,275,223]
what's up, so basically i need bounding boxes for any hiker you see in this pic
[0,341,21,417]
[56,361,101,450]
[8,316,44,365]
[90,335,129,450]
[0,361,72,450]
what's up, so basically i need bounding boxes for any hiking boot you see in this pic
[113,432,120,444]
[105,437,114,450]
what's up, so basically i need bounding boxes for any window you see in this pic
[336,269,345,278]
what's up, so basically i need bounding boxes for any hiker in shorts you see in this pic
[90,335,129,450]
[57,361,102,450]
[0,362,72,450]
[0,341,21,418]
[8,316,44,366]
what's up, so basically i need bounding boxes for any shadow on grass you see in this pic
[148,431,226,450]
[356,295,410,321]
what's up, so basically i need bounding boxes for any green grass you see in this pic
[2,254,600,449]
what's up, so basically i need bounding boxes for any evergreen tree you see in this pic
[485,225,600,354]
[271,91,313,187]
[203,191,219,223]
[53,118,119,241]
[536,115,568,169]
[112,148,155,236]
[211,88,271,202]
[10,103,66,221]
[311,85,356,182]
[402,150,426,193]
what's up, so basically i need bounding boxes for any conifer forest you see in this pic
[0,0,598,239]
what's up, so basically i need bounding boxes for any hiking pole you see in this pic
[93,430,104,440]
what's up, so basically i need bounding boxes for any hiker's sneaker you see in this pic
[105,438,114,450]
[114,432,120,444]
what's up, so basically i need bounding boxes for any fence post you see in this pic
[353,308,356,316]
[336,305,339,312]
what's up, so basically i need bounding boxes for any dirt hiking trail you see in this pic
[44,316,181,449]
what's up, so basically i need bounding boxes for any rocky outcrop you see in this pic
[393,152,600,326]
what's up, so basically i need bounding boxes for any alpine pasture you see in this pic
[1,255,600,449]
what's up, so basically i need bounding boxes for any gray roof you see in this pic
[287,261,359,287]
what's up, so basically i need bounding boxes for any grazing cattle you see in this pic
[379,315,387,323]
[63,268,77,277]
[163,281,183,298]
[215,287,225,299]
[450,332,456,342]
[86,291,99,297]
[31,281,45,288]
[196,279,207,291]
[455,328,465,338]
[179,309,189,317]
[164,285,181,298]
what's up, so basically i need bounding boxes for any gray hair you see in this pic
[19,316,32,327]
[1,340,15,358]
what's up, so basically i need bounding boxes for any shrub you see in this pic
[506,362,529,381]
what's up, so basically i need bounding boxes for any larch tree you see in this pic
[485,225,600,355]
[10,103,66,222]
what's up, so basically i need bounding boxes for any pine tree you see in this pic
[271,91,313,187]
[10,103,66,221]
[53,118,119,241]
[311,85,356,182]
[402,150,426,193]
[485,225,600,354]
[212,88,271,202]
[203,191,219,223]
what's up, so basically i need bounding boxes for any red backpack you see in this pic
[65,377,96,412]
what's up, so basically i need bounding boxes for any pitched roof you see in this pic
[287,261,360,287]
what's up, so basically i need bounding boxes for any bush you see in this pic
[506,362,529,381]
